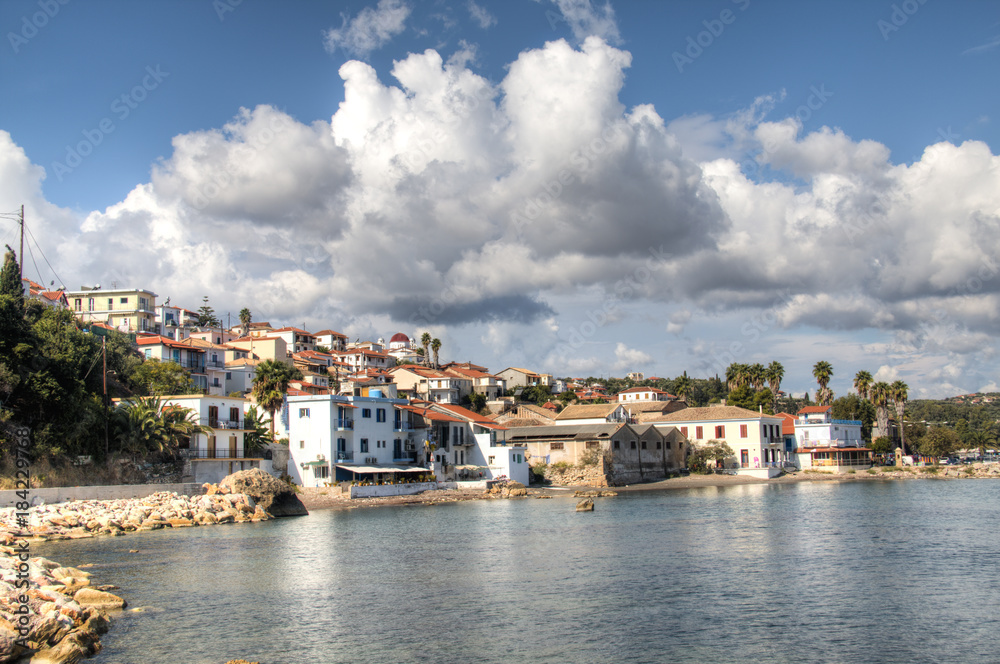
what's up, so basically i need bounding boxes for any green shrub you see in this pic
[550,460,572,472]
[867,469,878,475]
[528,463,548,485]
[847,470,856,475]
[578,449,601,468]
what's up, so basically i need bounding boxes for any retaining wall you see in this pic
[349,481,438,499]
[0,482,205,508]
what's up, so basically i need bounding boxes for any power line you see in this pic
[24,221,65,290]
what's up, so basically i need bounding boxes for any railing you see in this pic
[336,419,354,430]
[206,358,225,368]
[811,458,871,467]
[204,418,243,429]
[831,419,863,426]
[179,449,257,459]
[394,422,412,431]
[394,453,417,463]
[336,450,354,461]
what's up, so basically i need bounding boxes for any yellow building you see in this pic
[67,286,157,333]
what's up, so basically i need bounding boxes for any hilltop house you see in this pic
[67,286,157,333]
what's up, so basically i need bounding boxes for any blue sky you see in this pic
[1,0,999,399]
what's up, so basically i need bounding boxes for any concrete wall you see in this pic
[0,482,204,507]
[349,481,438,498]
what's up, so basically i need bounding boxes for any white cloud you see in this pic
[614,342,651,371]
[324,0,411,57]
[550,0,621,44]
[467,1,496,29]
[667,309,692,335]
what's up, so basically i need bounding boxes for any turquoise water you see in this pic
[34,480,1000,663]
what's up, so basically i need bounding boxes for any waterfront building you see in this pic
[793,405,871,473]
[646,406,786,478]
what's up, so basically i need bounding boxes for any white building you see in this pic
[793,405,870,472]
[616,387,674,402]
[160,394,271,483]
[650,406,786,478]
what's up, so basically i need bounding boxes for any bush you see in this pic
[867,469,878,475]
[550,461,571,472]
[578,449,601,468]
[528,463,548,485]
[847,470,856,474]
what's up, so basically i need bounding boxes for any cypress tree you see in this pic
[0,248,23,310]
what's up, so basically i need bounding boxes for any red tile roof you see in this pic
[798,406,832,414]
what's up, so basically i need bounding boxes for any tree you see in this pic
[890,380,909,454]
[112,396,207,459]
[871,436,893,455]
[673,373,692,402]
[727,384,755,410]
[812,361,833,405]
[197,296,220,328]
[753,388,774,414]
[465,392,486,413]
[314,345,331,354]
[765,361,784,411]
[853,370,873,400]
[238,307,252,337]
[421,332,431,366]
[431,338,441,369]
[251,359,303,442]
[832,394,875,441]
[688,440,735,474]
[870,382,891,441]
[242,405,271,455]
[131,358,195,396]
[0,248,23,310]
[917,426,960,458]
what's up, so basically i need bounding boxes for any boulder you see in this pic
[73,588,127,612]
[576,498,595,512]
[218,469,308,517]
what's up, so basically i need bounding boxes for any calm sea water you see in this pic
[33,480,1000,664]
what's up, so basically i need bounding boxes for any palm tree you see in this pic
[431,338,441,369]
[421,332,431,366]
[238,307,252,337]
[854,370,873,400]
[113,396,208,458]
[890,380,908,455]
[870,382,891,442]
[747,363,766,392]
[243,404,271,455]
[251,359,304,442]
[726,363,749,391]
[813,361,833,392]
[673,373,692,402]
[765,361,784,411]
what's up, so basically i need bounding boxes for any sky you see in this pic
[1,0,999,400]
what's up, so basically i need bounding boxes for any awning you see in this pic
[335,464,428,473]
[302,460,328,467]
[454,465,485,470]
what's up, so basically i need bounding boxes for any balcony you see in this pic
[336,419,354,430]
[336,450,354,462]
[205,418,243,430]
[394,452,418,463]
[394,421,412,431]
[179,449,257,460]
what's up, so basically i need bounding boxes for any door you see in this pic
[741,449,749,468]
[229,435,237,459]
[207,435,216,459]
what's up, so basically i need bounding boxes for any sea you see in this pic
[32,479,1000,664]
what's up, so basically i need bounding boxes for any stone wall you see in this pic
[541,459,610,487]
[0,483,204,508]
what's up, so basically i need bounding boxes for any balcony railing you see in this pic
[179,449,257,459]
[336,419,354,430]
[394,452,418,463]
[204,418,243,429]
[336,450,354,461]
[394,422,412,431]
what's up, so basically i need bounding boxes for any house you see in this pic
[225,357,259,395]
[497,367,544,389]
[160,394,271,483]
[67,286,157,333]
[494,403,559,427]
[502,422,685,486]
[176,338,228,395]
[314,329,348,351]
[625,372,644,381]
[259,327,317,354]
[187,327,239,345]
[793,406,870,473]
[615,386,675,402]
[23,279,68,309]
[286,392,425,487]
[648,406,786,478]
[407,401,528,485]
[444,366,505,400]
[226,336,291,365]
[136,335,210,393]
[555,403,632,426]
[337,348,394,372]
[389,365,470,403]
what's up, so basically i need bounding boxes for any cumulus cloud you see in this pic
[324,0,411,57]
[614,342,651,371]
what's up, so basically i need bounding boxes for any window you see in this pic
[630,441,636,449]
[715,425,725,438]
[107,298,113,308]
[586,441,600,449]
[362,408,371,418]
[230,407,239,423]
[656,441,661,450]
[680,426,688,437]
[376,408,385,422]
[614,441,620,450]
[74,298,82,311]
[550,442,564,450]
[361,438,369,453]
[226,372,231,379]
[740,424,748,438]
[488,455,495,465]
[314,465,329,479]
[641,441,647,449]
[120,297,128,304]
[299,440,304,449]
[695,426,703,439]
[299,408,310,418]
[666,441,672,449]
[144,349,151,359]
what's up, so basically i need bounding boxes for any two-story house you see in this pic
[67,286,157,333]
[136,335,209,393]
[793,405,869,472]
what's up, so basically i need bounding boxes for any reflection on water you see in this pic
[34,480,1000,664]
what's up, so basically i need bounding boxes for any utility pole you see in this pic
[18,206,24,283]
[103,335,109,457]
